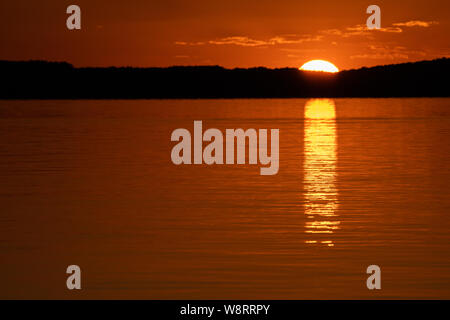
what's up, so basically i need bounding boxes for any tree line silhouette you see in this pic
[0,58,448,99]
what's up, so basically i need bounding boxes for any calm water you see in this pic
[0,98,449,299]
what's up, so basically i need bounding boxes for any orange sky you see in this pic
[0,0,449,70]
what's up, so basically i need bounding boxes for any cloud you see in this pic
[393,20,439,27]
[208,36,270,47]
[350,53,409,60]
[322,24,402,38]
[350,45,427,60]
[175,20,439,48]
[377,26,403,33]
[175,34,323,47]
[321,20,438,38]
[269,35,323,44]
[175,41,205,46]
[320,29,343,36]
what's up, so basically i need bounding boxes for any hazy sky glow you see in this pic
[0,0,449,69]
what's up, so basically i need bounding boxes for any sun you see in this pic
[300,60,339,73]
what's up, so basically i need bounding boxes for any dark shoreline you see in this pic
[1,58,448,99]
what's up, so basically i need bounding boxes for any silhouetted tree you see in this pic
[0,58,448,99]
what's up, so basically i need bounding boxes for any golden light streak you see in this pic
[303,99,340,246]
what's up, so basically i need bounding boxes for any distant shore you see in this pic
[0,58,448,99]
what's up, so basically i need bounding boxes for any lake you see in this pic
[0,98,449,299]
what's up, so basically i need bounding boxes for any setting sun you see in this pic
[300,60,339,73]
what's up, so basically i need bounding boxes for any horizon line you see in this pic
[1,57,448,73]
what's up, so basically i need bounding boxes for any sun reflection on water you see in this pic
[304,99,339,247]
